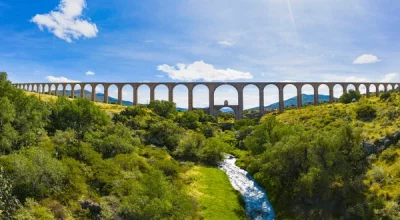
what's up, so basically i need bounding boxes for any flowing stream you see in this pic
[218,155,275,220]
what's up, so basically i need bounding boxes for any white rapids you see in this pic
[218,155,275,220]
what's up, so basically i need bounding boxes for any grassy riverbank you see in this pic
[182,166,246,220]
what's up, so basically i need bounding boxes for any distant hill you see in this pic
[53,90,188,111]
[248,94,337,111]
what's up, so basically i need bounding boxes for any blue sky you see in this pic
[1,0,400,108]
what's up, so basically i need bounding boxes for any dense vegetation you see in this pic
[0,73,244,219]
[2,71,400,219]
[234,90,400,219]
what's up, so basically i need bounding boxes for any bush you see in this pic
[355,104,377,121]
[148,100,177,118]
[380,92,391,101]
[199,138,229,165]
[339,90,361,104]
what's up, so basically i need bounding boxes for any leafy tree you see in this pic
[0,97,18,155]
[47,97,110,137]
[173,131,205,161]
[380,91,391,101]
[199,137,229,165]
[0,168,20,218]
[148,100,177,118]
[0,148,68,201]
[355,104,377,121]
[176,111,200,130]
[339,90,361,104]
[13,198,55,220]
[85,123,140,158]
[146,120,183,151]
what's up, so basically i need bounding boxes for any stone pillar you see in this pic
[168,85,174,103]
[104,85,109,103]
[71,84,75,98]
[188,86,193,111]
[329,86,334,103]
[150,86,155,102]
[42,84,46,94]
[91,85,96,101]
[355,84,360,92]
[48,84,52,95]
[375,84,380,97]
[259,87,264,116]
[80,84,85,98]
[55,84,59,96]
[133,87,138,105]
[384,84,388,93]
[297,87,302,108]
[279,87,284,113]
[208,86,216,117]
[314,86,319,105]
[366,85,370,97]
[118,86,123,105]
[63,85,67,97]
[237,86,244,119]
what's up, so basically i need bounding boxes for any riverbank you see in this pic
[182,165,246,220]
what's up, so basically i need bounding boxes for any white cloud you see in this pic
[344,76,370,82]
[380,73,399,82]
[157,60,253,81]
[353,54,380,64]
[86,70,95,76]
[46,76,80,83]
[217,40,234,46]
[156,75,164,78]
[31,0,98,43]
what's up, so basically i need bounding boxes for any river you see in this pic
[218,155,275,220]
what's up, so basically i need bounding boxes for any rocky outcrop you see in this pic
[362,131,400,155]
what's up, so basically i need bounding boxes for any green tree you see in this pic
[148,100,177,118]
[146,120,183,151]
[0,168,20,218]
[355,104,377,122]
[339,90,361,104]
[47,97,110,137]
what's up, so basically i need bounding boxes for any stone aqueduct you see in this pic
[13,82,399,119]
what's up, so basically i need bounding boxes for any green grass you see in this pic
[26,91,128,114]
[182,166,246,220]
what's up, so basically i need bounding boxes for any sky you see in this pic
[2,0,400,108]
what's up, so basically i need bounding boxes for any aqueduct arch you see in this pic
[15,81,398,119]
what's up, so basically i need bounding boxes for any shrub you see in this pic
[380,91,391,101]
[339,90,361,104]
[355,104,377,121]
[148,100,177,118]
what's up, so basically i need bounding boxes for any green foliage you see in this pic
[380,91,391,101]
[148,100,177,118]
[0,168,20,218]
[47,97,110,137]
[245,119,367,219]
[339,89,361,104]
[355,104,377,121]
[0,148,68,201]
[146,120,183,151]
[85,123,140,158]
[13,198,55,220]
[199,137,229,165]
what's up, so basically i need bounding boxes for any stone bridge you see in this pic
[13,82,399,119]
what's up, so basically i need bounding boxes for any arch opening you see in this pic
[218,107,235,124]
[318,84,330,103]
[243,84,259,112]
[283,84,297,109]
[121,84,134,106]
[193,84,209,110]
[359,84,367,95]
[333,84,344,99]
[94,84,105,102]
[107,84,119,104]
[173,85,188,110]
[264,84,279,112]
[155,84,169,101]
[215,85,238,105]
[137,84,150,105]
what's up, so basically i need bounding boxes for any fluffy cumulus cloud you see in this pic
[380,73,399,82]
[344,76,370,82]
[46,76,80,82]
[157,60,253,81]
[31,0,98,43]
[86,70,95,76]
[353,54,380,64]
